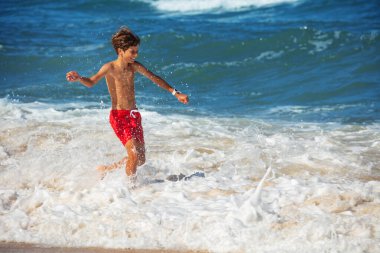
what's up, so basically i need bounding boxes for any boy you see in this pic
[66,27,189,181]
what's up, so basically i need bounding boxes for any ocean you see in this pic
[0,0,379,252]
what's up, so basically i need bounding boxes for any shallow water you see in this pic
[0,99,379,252]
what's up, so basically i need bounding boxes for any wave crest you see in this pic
[144,0,300,14]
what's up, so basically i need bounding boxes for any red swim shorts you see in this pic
[109,109,144,146]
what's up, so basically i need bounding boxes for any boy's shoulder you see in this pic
[102,61,114,68]
[99,61,116,73]
[131,61,146,71]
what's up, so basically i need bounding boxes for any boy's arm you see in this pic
[133,61,189,104]
[66,63,110,88]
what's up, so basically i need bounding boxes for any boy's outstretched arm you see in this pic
[133,61,189,104]
[66,63,110,88]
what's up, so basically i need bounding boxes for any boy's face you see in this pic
[120,46,139,63]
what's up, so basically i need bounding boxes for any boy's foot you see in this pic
[96,165,112,180]
[96,166,108,180]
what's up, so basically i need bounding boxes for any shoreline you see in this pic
[0,242,206,253]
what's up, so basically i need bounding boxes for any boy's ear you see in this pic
[117,48,123,55]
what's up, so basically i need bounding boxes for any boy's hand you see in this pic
[66,71,81,82]
[176,93,189,104]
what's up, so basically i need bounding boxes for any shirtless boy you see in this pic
[66,27,189,181]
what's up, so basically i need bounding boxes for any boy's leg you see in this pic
[96,157,127,172]
[96,140,145,176]
[125,138,145,176]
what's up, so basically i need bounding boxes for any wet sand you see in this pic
[0,242,206,253]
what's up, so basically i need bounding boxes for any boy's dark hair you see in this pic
[111,27,140,54]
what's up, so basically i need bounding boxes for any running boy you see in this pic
[66,27,189,180]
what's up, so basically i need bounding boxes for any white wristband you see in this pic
[172,88,180,96]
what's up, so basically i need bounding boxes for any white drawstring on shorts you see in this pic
[130,109,139,118]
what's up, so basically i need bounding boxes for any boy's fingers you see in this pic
[66,73,75,81]
[66,71,79,82]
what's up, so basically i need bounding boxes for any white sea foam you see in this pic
[255,50,284,60]
[161,59,254,72]
[267,104,358,113]
[0,98,379,252]
[308,39,333,53]
[307,30,335,54]
[143,0,300,14]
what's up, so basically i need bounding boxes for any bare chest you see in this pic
[111,67,135,88]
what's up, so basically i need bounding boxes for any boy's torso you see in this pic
[105,61,137,110]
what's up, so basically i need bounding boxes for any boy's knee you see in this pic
[126,140,145,165]
[128,150,138,163]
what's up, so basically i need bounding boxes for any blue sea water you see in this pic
[1,0,379,123]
